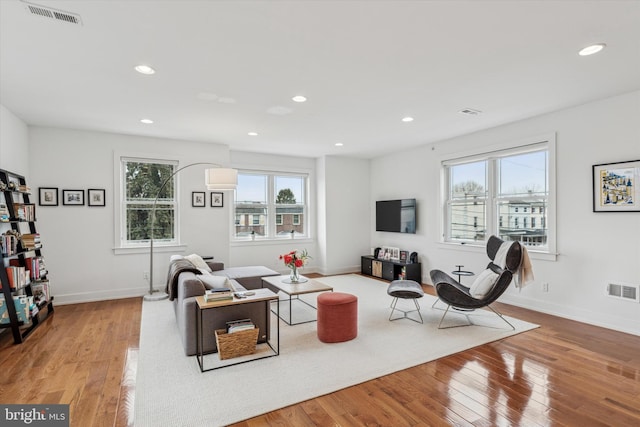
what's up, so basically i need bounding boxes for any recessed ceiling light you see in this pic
[248,132,258,136]
[459,108,482,116]
[335,142,344,147]
[401,117,414,122]
[292,95,307,103]
[134,65,156,75]
[140,118,154,124]
[579,43,606,56]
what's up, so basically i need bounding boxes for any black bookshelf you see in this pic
[0,168,54,344]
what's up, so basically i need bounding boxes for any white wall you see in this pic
[320,156,371,275]
[0,104,29,175]
[371,90,640,335]
[29,126,233,304]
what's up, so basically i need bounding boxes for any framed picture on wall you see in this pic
[592,159,640,212]
[87,189,106,207]
[62,189,84,206]
[210,192,223,207]
[192,191,206,207]
[38,187,58,206]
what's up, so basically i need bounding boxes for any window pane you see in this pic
[235,206,267,237]
[497,199,547,246]
[450,161,486,199]
[126,203,174,241]
[449,200,486,241]
[276,206,304,236]
[236,174,266,204]
[125,162,175,201]
[275,176,304,204]
[499,151,547,196]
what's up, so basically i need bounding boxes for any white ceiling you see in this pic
[1,0,639,159]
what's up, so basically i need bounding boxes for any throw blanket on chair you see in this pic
[165,259,202,301]
[515,246,535,289]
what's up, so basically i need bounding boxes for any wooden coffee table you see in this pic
[261,275,333,325]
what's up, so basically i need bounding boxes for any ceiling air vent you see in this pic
[22,1,82,25]
[459,108,482,116]
[606,282,639,302]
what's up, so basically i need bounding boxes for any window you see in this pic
[442,137,555,252]
[234,171,308,239]
[120,157,177,247]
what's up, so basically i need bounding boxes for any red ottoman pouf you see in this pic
[317,292,358,343]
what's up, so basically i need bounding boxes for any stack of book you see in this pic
[204,287,233,302]
[0,203,9,222]
[226,318,255,333]
[20,233,40,249]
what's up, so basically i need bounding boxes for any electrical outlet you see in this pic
[542,282,549,292]
[143,271,149,280]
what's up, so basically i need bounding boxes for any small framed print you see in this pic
[192,191,206,207]
[62,189,84,206]
[592,159,640,212]
[210,192,223,207]
[38,187,58,206]
[87,189,106,207]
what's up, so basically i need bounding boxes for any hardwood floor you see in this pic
[1,280,639,426]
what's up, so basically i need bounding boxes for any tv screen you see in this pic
[376,199,416,233]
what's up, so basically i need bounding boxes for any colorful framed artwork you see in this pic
[87,189,106,207]
[592,160,640,212]
[62,189,84,206]
[38,187,58,206]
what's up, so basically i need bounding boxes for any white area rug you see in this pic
[134,274,537,426]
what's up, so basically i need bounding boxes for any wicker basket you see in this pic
[215,328,260,360]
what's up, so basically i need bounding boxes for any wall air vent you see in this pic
[606,282,639,302]
[22,1,82,25]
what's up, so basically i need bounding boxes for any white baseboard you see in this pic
[53,286,149,305]
[500,294,640,337]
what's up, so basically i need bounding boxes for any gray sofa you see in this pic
[166,257,279,356]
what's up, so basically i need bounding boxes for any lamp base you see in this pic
[143,291,169,301]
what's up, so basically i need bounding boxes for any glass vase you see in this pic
[289,266,300,283]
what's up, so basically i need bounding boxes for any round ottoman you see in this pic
[317,292,358,343]
[387,279,424,323]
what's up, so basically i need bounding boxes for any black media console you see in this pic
[360,256,422,283]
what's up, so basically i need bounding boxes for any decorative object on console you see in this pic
[147,162,238,301]
[592,159,639,212]
[279,249,310,283]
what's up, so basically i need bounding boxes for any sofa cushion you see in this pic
[182,279,206,299]
[184,254,212,272]
[197,274,231,290]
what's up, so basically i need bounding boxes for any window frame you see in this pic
[114,154,182,253]
[232,168,311,242]
[439,134,557,260]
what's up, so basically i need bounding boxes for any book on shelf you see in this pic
[31,280,50,305]
[1,232,18,255]
[20,233,40,249]
[204,289,233,302]
[3,265,28,290]
[0,295,30,324]
[226,318,255,333]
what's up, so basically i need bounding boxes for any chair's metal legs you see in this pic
[389,297,423,323]
[437,303,515,330]
[487,305,515,330]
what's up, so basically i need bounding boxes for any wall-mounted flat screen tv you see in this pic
[376,199,416,233]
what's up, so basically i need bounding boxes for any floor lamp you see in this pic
[144,162,238,301]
